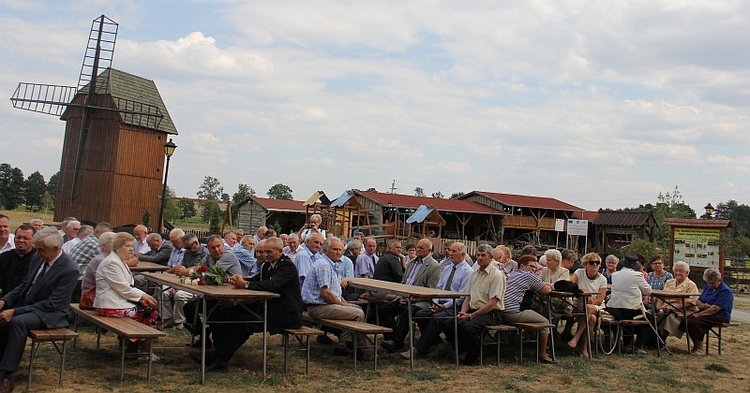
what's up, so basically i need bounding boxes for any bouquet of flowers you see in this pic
[204,264,227,286]
[179,259,207,284]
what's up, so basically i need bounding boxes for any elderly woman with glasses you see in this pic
[647,256,673,290]
[679,267,733,355]
[656,261,699,341]
[566,252,608,357]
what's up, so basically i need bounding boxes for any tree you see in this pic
[0,163,25,210]
[24,171,47,211]
[431,191,445,199]
[414,187,425,197]
[627,238,659,266]
[231,183,256,222]
[163,186,181,223]
[179,200,196,220]
[450,191,465,199]
[197,176,224,229]
[267,183,293,200]
[715,200,750,238]
[47,171,60,206]
[627,186,696,249]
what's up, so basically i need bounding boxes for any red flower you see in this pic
[198,278,205,285]
[197,265,208,273]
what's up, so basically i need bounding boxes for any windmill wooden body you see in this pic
[10,15,178,227]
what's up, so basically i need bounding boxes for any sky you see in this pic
[1,0,749,214]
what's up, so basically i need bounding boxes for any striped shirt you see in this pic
[503,269,547,313]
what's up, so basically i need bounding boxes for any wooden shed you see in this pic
[592,210,657,251]
[56,68,178,227]
[405,205,446,238]
[236,196,308,235]
[330,190,369,238]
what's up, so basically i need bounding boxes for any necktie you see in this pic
[28,262,49,295]
[371,254,376,273]
[444,265,457,290]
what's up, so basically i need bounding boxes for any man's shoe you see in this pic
[316,334,334,345]
[172,322,184,330]
[399,347,415,360]
[462,356,480,366]
[0,379,14,393]
[184,323,201,335]
[332,346,351,356]
[380,339,403,353]
[189,350,218,365]
[190,336,213,349]
[206,359,229,373]
[427,342,448,358]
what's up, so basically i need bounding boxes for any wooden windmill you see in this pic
[10,15,179,227]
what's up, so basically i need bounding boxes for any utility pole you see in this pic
[390,179,398,193]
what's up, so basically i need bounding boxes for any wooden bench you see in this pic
[480,324,517,366]
[70,304,166,381]
[302,311,392,370]
[705,322,730,355]
[27,328,78,390]
[282,326,325,374]
[509,322,556,363]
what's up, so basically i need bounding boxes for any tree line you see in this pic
[0,163,59,212]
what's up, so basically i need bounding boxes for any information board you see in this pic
[566,219,588,236]
[673,228,721,268]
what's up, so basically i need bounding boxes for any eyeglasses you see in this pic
[587,260,601,265]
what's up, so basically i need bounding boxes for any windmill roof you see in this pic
[94,68,178,135]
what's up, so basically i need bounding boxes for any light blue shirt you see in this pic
[233,244,258,277]
[294,246,319,286]
[355,251,378,278]
[168,247,185,268]
[301,253,342,305]
[337,255,355,278]
[434,260,473,310]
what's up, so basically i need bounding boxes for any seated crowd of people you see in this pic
[0,212,736,390]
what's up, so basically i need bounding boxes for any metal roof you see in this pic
[406,205,435,224]
[592,210,657,227]
[356,190,501,215]
[462,191,584,212]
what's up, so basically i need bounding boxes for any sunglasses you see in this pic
[587,260,601,265]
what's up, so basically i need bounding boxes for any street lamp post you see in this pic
[703,202,714,219]
[157,138,177,233]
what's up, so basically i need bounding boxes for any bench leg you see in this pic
[147,339,154,382]
[373,334,378,371]
[120,338,127,382]
[283,334,289,374]
[60,340,68,387]
[26,340,37,390]
[718,326,722,355]
[353,334,358,371]
[305,335,311,374]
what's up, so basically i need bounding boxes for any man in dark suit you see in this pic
[190,236,303,372]
[137,233,174,266]
[0,227,78,393]
[379,238,442,352]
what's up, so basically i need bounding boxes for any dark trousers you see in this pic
[681,315,729,343]
[376,300,426,344]
[605,307,656,347]
[0,313,44,373]
[414,309,454,355]
[210,303,264,362]
[441,310,501,362]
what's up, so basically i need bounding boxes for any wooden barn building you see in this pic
[236,196,308,235]
[56,68,178,227]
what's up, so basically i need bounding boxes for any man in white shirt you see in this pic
[0,215,14,255]
[132,225,150,255]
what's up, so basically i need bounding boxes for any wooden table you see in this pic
[141,272,279,382]
[650,289,696,355]
[130,261,169,273]
[346,278,467,368]
[545,290,600,360]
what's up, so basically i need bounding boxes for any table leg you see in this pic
[682,298,690,354]
[263,298,268,378]
[453,301,459,366]
[546,296,556,360]
[584,295,592,359]
[200,296,207,384]
[407,297,414,370]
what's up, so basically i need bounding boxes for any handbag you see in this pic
[79,286,97,310]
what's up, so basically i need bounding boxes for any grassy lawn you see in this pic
[0,209,213,232]
[23,319,750,392]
